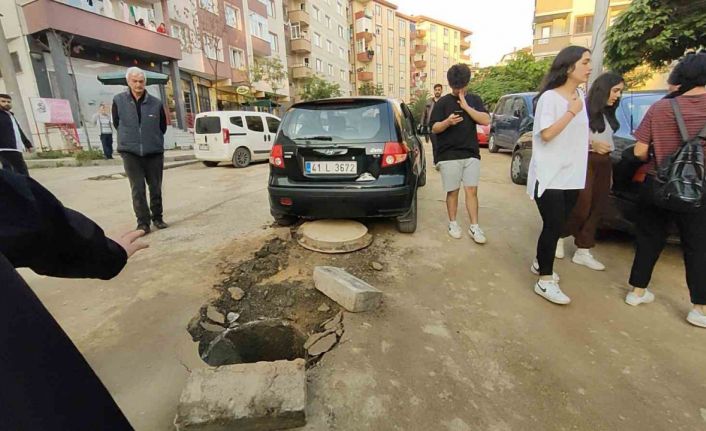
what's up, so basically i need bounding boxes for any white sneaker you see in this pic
[687,309,706,328]
[530,259,560,282]
[534,279,571,305]
[448,222,462,239]
[555,238,565,259]
[625,289,655,306]
[572,248,606,271]
[468,224,487,244]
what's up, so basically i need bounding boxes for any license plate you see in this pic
[305,161,357,175]
[199,144,209,151]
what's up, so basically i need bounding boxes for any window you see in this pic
[376,63,383,74]
[266,0,275,18]
[327,39,333,53]
[431,68,436,79]
[375,25,382,36]
[444,42,449,52]
[337,1,343,15]
[313,32,321,47]
[387,10,394,25]
[266,117,281,133]
[269,32,279,53]
[224,4,241,28]
[326,15,331,28]
[340,69,346,81]
[195,115,220,133]
[316,58,323,72]
[339,25,345,39]
[399,71,405,81]
[399,54,406,66]
[511,98,526,117]
[443,28,449,38]
[375,5,381,16]
[399,19,406,33]
[400,87,405,98]
[230,116,244,127]
[399,37,406,48]
[203,35,224,61]
[246,116,265,132]
[387,29,394,45]
[430,24,437,34]
[376,44,382,55]
[291,22,301,39]
[575,15,593,33]
[388,47,393,60]
[199,0,217,14]
[313,6,321,21]
[229,47,245,68]
[249,13,269,39]
[430,53,436,63]
[339,47,345,59]
[197,84,211,113]
[388,83,394,94]
[388,65,394,79]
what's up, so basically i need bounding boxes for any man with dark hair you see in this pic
[0,94,33,176]
[430,64,491,243]
[423,84,444,164]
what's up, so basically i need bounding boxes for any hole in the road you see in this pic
[199,319,306,366]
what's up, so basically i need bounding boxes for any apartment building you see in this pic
[248,0,290,103]
[285,0,351,102]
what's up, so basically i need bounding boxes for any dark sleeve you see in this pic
[112,100,119,129]
[160,107,167,134]
[19,126,32,149]
[0,171,127,280]
[468,94,488,113]
[429,98,445,131]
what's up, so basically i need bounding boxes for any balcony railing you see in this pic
[356,50,374,63]
[355,31,374,43]
[415,44,427,53]
[533,34,572,55]
[288,9,310,26]
[291,65,313,80]
[414,29,426,39]
[535,0,573,15]
[290,38,312,53]
[414,60,427,69]
[357,71,373,81]
[252,35,272,57]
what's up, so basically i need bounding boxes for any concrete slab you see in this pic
[297,220,372,254]
[313,266,382,312]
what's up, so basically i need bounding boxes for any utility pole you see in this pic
[0,13,34,146]
[589,0,611,88]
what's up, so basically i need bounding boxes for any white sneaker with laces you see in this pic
[468,224,487,244]
[448,222,462,239]
[687,309,706,328]
[530,259,560,282]
[534,279,571,305]
[625,289,655,306]
[572,248,606,271]
[555,238,565,259]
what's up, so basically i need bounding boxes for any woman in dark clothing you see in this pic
[0,170,147,429]
[559,72,624,271]
[625,52,706,328]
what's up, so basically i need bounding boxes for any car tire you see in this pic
[488,134,499,153]
[418,166,427,187]
[202,161,219,167]
[396,192,418,233]
[273,214,297,226]
[232,147,252,168]
[511,149,530,185]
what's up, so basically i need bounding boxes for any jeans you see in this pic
[121,152,164,226]
[534,182,579,276]
[0,151,29,176]
[100,134,113,159]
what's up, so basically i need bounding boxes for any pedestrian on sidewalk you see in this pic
[93,103,114,159]
[528,46,592,305]
[429,64,491,244]
[112,66,169,234]
[0,169,147,430]
[558,72,624,270]
[0,94,33,176]
[423,83,443,165]
[624,52,706,328]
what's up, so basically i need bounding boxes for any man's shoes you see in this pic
[531,259,560,282]
[448,221,462,239]
[468,224,487,244]
[137,224,151,234]
[625,289,655,306]
[153,219,169,229]
[572,248,605,271]
[686,309,706,328]
[534,279,571,305]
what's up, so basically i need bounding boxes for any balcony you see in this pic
[533,34,571,56]
[355,31,374,43]
[460,39,470,50]
[291,65,313,80]
[288,9,310,27]
[357,71,374,81]
[248,0,268,17]
[357,50,374,63]
[535,0,573,15]
[252,35,272,57]
[21,0,181,61]
[414,29,426,39]
[290,38,312,53]
[415,44,427,53]
[460,54,471,62]
[355,0,372,3]
[414,60,427,69]
[232,69,249,84]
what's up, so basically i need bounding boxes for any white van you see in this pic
[193,111,281,168]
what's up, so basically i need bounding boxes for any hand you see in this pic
[26,147,33,153]
[457,90,471,111]
[446,113,463,127]
[568,95,583,116]
[591,140,612,155]
[111,230,149,258]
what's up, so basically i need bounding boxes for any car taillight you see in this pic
[269,143,285,168]
[381,141,408,168]
[222,128,230,144]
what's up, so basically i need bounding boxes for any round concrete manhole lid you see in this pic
[297,220,373,254]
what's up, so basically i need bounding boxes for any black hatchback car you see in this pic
[268,97,426,233]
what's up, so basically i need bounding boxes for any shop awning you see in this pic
[97,71,170,86]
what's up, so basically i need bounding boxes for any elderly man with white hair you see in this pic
[112,67,168,233]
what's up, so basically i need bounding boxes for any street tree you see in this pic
[605,0,706,74]
[358,82,384,96]
[250,57,288,106]
[409,88,431,126]
[299,75,342,101]
[194,3,229,106]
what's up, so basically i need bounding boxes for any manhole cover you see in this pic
[297,220,373,254]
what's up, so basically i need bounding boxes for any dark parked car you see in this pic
[268,97,426,233]
[508,90,666,232]
[487,93,535,153]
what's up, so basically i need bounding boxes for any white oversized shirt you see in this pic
[527,89,589,198]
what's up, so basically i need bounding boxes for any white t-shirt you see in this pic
[527,89,589,198]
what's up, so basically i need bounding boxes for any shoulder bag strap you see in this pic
[670,99,690,144]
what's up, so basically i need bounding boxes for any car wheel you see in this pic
[273,214,297,226]
[232,147,252,168]
[396,192,417,233]
[418,166,427,187]
[488,134,499,153]
[510,149,530,185]
[202,161,219,167]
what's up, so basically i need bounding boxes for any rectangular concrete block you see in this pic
[313,266,382,312]
[174,359,306,431]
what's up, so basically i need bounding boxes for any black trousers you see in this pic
[100,134,113,159]
[629,176,706,305]
[534,183,579,276]
[430,133,439,165]
[0,151,29,176]
[121,152,164,226]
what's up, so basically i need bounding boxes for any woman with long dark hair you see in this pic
[528,45,592,305]
[557,72,624,270]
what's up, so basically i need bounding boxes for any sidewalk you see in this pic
[26,149,196,170]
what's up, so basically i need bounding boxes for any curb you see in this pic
[86,160,199,181]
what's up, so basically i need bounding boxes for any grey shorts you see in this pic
[439,157,481,192]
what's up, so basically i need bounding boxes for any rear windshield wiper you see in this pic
[293,136,333,141]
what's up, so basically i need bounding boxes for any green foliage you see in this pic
[358,82,385,96]
[35,150,68,159]
[409,88,431,126]
[605,0,706,74]
[467,51,551,109]
[250,57,288,96]
[299,75,342,101]
[74,149,105,163]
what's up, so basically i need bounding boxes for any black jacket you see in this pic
[0,110,32,151]
[0,170,133,430]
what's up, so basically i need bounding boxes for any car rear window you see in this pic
[246,116,265,132]
[619,93,664,132]
[195,116,221,134]
[281,100,392,143]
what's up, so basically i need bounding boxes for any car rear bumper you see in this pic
[269,185,413,218]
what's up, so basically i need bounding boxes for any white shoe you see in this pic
[534,279,571,305]
[625,289,655,306]
[448,222,462,239]
[530,259,560,282]
[555,238,565,259]
[468,224,487,244]
[687,309,706,328]
[572,248,606,271]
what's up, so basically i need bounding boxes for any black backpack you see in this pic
[651,99,706,212]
